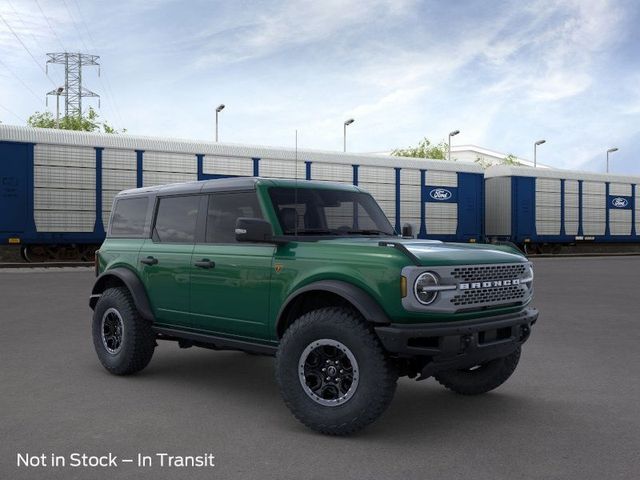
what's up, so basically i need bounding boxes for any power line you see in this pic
[61,0,90,52]
[0,57,43,103]
[0,12,57,87]
[34,0,67,53]
[69,0,125,126]
[0,102,27,123]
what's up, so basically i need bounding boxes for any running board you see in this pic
[153,326,278,356]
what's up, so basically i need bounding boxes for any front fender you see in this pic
[276,279,391,336]
[89,267,155,322]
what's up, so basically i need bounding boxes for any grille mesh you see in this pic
[451,264,526,282]
[451,285,526,307]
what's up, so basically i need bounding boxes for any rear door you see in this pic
[0,142,29,234]
[138,194,202,327]
[189,191,274,339]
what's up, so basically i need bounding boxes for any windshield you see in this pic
[268,187,396,236]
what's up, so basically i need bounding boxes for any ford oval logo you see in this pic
[612,197,628,208]
[429,188,452,201]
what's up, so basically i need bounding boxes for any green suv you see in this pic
[90,177,538,435]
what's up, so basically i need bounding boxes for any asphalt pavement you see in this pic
[1,257,639,480]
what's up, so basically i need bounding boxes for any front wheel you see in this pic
[434,347,521,395]
[275,307,397,436]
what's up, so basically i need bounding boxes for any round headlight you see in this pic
[414,272,439,305]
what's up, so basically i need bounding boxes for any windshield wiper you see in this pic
[347,229,392,236]
[284,229,340,236]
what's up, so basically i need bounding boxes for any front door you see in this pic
[189,191,274,339]
[138,194,202,327]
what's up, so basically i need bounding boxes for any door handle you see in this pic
[140,256,158,266]
[194,259,215,269]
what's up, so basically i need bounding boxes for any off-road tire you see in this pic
[434,347,521,395]
[276,307,397,435]
[92,287,156,375]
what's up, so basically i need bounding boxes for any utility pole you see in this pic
[46,53,100,118]
[534,139,546,168]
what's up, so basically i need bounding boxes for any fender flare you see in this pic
[276,280,390,336]
[89,267,155,322]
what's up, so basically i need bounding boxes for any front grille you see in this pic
[451,285,526,307]
[450,264,527,282]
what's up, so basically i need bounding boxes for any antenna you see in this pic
[294,129,299,237]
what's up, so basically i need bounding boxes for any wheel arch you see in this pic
[275,280,390,338]
[89,267,155,322]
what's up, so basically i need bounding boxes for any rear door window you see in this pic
[110,197,149,237]
[153,195,201,243]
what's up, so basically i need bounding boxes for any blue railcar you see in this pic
[485,165,640,251]
[0,125,485,260]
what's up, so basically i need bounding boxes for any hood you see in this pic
[399,240,526,266]
[317,237,526,266]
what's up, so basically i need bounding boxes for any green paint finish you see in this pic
[97,178,532,344]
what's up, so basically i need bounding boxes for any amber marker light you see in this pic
[400,276,408,297]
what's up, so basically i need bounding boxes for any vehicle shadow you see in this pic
[128,346,542,440]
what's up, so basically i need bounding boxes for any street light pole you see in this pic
[534,139,546,167]
[55,87,64,128]
[343,118,354,152]
[215,104,225,142]
[448,130,460,161]
[606,147,618,173]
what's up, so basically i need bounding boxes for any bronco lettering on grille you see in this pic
[459,279,520,290]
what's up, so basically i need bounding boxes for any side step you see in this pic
[153,326,278,356]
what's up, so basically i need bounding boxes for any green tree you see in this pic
[27,107,125,133]
[474,153,522,169]
[392,137,450,160]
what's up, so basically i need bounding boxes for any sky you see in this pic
[1,0,639,173]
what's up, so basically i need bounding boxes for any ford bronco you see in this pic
[89,177,537,435]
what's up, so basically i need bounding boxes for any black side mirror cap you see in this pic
[235,217,275,243]
[401,223,414,238]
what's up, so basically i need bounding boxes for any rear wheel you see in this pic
[434,347,521,395]
[276,307,397,435]
[92,287,156,375]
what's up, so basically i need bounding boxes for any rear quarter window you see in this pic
[109,197,149,237]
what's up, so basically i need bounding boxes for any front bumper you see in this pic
[375,307,538,379]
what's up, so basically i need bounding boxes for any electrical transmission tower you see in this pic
[46,53,100,118]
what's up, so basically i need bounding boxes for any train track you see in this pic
[0,261,93,269]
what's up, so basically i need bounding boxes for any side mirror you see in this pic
[235,217,274,243]
[401,223,413,238]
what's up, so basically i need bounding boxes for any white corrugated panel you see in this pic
[103,149,136,171]
[609,183,632,196]
[34,211,95,232]
[425,170,457,187]
[143,171,197,187]
[400,169,421,185]
[609,209,632,235]
[33,144,96,232]
[1,125,485,174]
[34,144,95,168]
[359,166,395,184]
[144,151,196,173]
[636,185,640,234]
[203,156,253,176]
[358,182,395,201]
[259,158,305,179]
[565,180,579,194]
[426,203,457,234]
[312,163,353,183]
[34,189,95,211]
[535,178,560,235]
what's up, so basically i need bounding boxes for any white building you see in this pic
[450,145,550,168]
[369,145,550,168]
